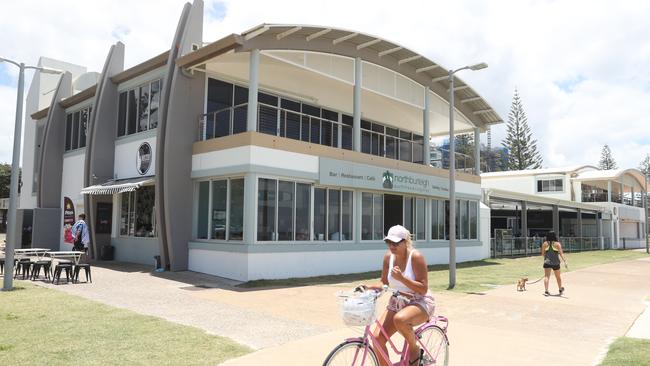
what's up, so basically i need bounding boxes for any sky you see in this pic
[1,0,649,170]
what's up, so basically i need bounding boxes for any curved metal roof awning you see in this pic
[81,177,154,195]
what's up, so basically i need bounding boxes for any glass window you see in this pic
[361,131,371,154]
[301,103,319,117]
[258,92,277,106]
[138,84,150,132]
[362,193,373,240]
[404,197,413,233]
[322,109,338,122]
[127,89,138,135]
[461,200,469,240]
[328,190,340,240]
[259,105,278,135]
[277,181,295,240]
[399,140,412,162]
[234,86,248,106]
[71,111,80,150]
[342,125,352,150]
[65,114,72,151]
[469,201,478,240]
[207,79,233,113]
[431,199,445,240]
[285,112,301,140]
[211,180,227,240]
[282,98,301,112]
[197,181,209,239]
[134,186,155,237]
[373,194,383,240]
[314,188,327,241]
[310,118,320,144]
[215,109,231,137]
[232,106,247,135]
[229,179,244,241]
[120,191,130,236]
[416,198,425,240]
[342,190,353,241]
[295,183,311,240]
[118,92,127,136]
[322,121,333,147]
[257,178,277,241]
[385,137,397,159]
[79,108,88,148]
[149,80,160,129]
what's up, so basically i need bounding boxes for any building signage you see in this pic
[319,158,450,197]
[136,142,152,175]
[63,197,75,244]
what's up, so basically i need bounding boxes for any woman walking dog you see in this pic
[541,231,568,296]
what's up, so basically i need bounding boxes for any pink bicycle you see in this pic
[323,286,449,366]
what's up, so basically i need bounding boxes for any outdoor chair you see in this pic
[14,258,32,280]
[30,260,52,281]
[73,263,92,283]
[52,263,73,285]
[0,256,4,274]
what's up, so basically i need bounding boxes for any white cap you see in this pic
[384,225,409,243]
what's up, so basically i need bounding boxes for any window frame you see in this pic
[195,177,245,242]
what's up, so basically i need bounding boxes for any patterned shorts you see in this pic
[387,292,435,317]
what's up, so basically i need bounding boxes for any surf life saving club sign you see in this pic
[319,158,449,197]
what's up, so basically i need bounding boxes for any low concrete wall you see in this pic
[188,241,484,281]
[111,236,160,266]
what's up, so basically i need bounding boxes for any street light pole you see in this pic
[448,62,488,289]
[1,57,62,291]
[645,173,648,254]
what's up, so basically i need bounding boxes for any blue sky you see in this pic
[0,0,649,169]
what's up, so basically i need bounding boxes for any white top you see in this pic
[387,250,416,294]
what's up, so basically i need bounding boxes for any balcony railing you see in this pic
[490,236,604,258]
[198,103,476,172]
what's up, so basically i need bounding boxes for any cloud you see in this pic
[1,0,649,171]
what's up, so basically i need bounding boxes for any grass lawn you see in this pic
[600,337,650,366]
[240,249,649,294]
[0,283,250,366]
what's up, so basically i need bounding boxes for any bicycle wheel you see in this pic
[417,325,449,366]
[322,340,379,366]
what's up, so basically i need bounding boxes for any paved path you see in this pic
[21,257,650,365]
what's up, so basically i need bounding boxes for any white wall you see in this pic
[59,151,86,250]
[189,244,485,281]
[114,135,157,179]
[193,145,318,174]
[482,174,572,201]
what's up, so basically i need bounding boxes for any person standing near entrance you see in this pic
[541,231,567,296]
[72,213,90,255]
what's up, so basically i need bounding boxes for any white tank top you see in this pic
[387,250,416,294]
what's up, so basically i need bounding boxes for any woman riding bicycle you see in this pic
[360,225,435,366]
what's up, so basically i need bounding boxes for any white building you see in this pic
[20,0,504,281]
[482,165,647,254]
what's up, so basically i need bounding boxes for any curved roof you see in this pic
[481,165,597,178]
[574,168,647,187]
[179,24,503,130]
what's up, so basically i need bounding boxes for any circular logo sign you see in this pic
[136,142,152,175]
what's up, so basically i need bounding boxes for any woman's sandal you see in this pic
[544,291,550,296]
[559,287,565,295]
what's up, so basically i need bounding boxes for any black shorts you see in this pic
[543,264,560,271]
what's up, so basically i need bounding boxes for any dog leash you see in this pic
[526,276,544,285]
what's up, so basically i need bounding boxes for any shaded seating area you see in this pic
[0,247,91,285]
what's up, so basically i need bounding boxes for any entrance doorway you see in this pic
[383,194,403,235]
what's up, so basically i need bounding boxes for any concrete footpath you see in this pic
[23,256,650,366]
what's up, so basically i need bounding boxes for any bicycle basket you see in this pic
[337,291,377,326]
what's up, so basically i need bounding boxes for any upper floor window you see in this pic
[118,79,161,137]
[537,178,564,192]
[65,106,91,152]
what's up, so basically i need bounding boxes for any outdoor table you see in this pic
[46,251,84,265]
[14,248,51,260]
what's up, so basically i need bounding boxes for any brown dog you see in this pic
[516,277,528,291]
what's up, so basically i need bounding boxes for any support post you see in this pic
[552,205,560,235]
[242,173,257,244]
[448,69,456,288]
[597,212,604,250]
[577,208,583,250]
[246,49,259,132]
[353,57,361,152]
[607,181,612,202]
[423,87,430,166]
[2,63,24,291]
[474,127,480,175]
[521,201,528,256]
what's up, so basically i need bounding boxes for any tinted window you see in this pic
[207,79,232,113]
[118,92,127,136]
